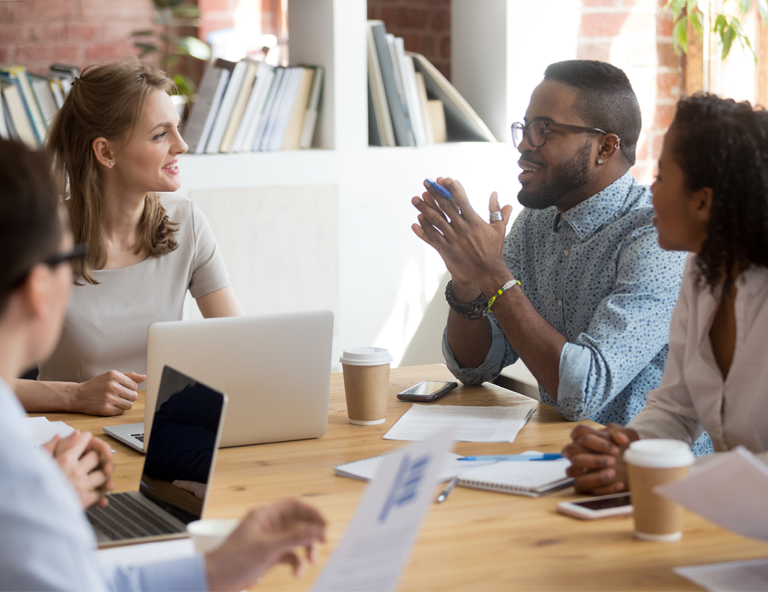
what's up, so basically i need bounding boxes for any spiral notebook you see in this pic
[456,457,573,497]
[335,451,572,497]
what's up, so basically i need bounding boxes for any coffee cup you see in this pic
[186,518,239,553]
[339,347,392,425]
[624,439,695,542]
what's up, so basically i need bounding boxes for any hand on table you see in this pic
[561,424,639,495]
[205,498,327,592]
[43,430,115,508]
[72,370,146,416]
[411,177,514,295]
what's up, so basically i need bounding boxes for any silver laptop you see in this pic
[88,365,228,547]
[104,310,333,452]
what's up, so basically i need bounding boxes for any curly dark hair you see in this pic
[670,93,768,294]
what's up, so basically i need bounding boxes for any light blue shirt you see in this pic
[0,378,208,592]
[444,172,689,427]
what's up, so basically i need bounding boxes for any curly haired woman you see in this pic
[562,93,768,493]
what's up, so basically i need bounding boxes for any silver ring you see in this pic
[489,211,503,223]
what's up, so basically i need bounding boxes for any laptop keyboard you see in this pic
[86,492,182,541]
[131,433,144,443]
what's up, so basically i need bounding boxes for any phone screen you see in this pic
[572,494,631,511]
[400,381,454,396]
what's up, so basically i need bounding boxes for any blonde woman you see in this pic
[16,57,243,416]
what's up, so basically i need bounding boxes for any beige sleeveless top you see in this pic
[38,195,230,382]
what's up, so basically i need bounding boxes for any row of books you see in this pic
[0,64,79,149]
[367,20,495,147]
[183,58,324,154]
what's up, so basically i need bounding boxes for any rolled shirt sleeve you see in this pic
[442,314,519,386]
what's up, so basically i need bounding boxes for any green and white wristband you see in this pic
[486,279,521,313]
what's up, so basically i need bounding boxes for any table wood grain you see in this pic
[34,364,768,591]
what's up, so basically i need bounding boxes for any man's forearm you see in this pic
[445,281,494,369]
[479,283,567,401]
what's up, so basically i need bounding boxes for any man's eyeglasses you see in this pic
[512,120,617,149]
[7,243,88,290]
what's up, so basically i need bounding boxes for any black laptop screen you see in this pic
[139,366,225,524]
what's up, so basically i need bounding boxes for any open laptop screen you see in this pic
[139,365,225,524]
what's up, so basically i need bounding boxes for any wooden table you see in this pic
[38,364,768,591]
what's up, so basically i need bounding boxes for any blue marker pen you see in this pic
[425,178,453,202]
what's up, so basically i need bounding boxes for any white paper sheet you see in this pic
[675,558,768,591]
[25,417,75,446]
[656,447,768,542]
[383,404,536,442]
[96,538,195,568]
[311,428,455,592]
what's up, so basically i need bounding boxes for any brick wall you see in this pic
[577,0,680,183]
[367,0,451,80]
[0,0,155,75]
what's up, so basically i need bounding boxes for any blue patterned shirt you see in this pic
[444,172,687,427]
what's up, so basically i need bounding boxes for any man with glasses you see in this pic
[412,60,703,445]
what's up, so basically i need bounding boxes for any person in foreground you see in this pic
[563,93,768,494]
[15,56,244,417]
[0,138,326,591]
[412,60,694,433]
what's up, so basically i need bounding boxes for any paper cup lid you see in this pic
[340,347,392,366]
[624,439,695,468]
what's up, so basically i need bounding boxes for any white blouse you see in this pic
[629,254,768,463]
[38,195,230,382]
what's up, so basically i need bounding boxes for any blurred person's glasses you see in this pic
[7,243,88,290]
[512,120,615,149]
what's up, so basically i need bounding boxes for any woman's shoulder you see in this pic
[158,193,195,222]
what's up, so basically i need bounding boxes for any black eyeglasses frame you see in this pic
[512,120,618,149]
[7,243,89,291]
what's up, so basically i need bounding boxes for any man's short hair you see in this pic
[0,139,62,314]
[544,60,641,166]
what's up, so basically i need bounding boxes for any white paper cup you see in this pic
[339,347,392,425]
[624,439,694,542]
[187,518,239,553]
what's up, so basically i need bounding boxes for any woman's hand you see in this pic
[562,424,639,495]
[205,499,327,592]
[72,370,146,416]
[43,430,115,508]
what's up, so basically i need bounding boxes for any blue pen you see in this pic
[424,178,454,202]
[457,453,564,461]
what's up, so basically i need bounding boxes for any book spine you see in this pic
[370,23,411,147]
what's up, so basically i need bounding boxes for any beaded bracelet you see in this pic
[487,279,521,313]
[444,280,488,320]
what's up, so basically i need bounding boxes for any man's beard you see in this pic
[517,140,593,210]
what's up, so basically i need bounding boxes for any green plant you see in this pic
[131,0,211,97]
[666,0,767,61]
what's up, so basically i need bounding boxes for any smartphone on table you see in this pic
[556,492,633,520]
[397,380,458,402]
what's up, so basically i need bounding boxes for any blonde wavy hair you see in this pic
[46,56,179,284]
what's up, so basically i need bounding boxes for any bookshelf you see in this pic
[175,0,569,370]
